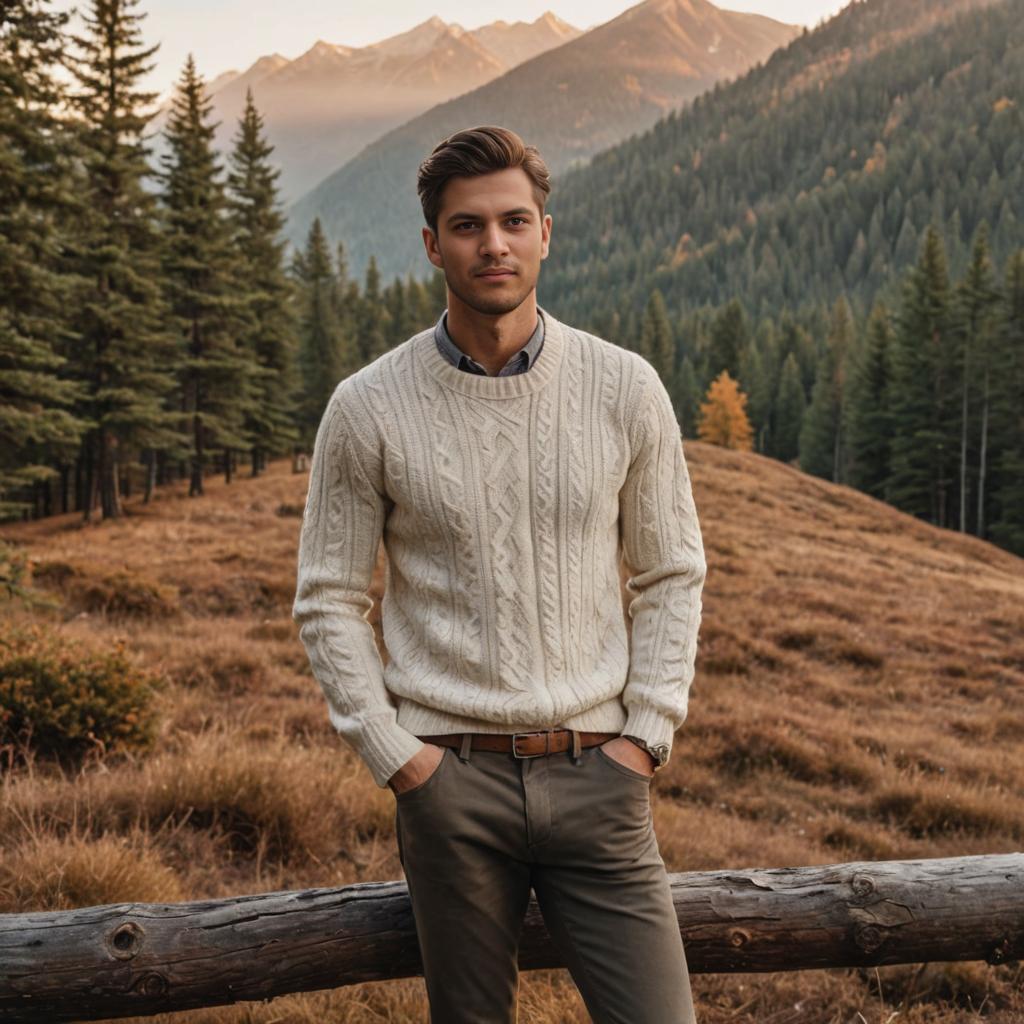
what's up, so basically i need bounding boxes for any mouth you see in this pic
[477,269,516,278]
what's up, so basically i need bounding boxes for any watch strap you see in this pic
[623,734,669,769]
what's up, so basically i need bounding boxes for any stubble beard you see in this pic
[445,267,538,317]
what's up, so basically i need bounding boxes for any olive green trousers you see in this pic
[394,740,697,1023]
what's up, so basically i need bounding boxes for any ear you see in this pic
[540,213,552,261]
[423,226,443,270]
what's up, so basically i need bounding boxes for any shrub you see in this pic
[30,560,180,620]
[0,541,60,612]
[0,622,161,770]
[0,540,30,601]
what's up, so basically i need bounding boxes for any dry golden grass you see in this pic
[2,442,1023,1023]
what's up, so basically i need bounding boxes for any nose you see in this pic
[479,221,509,259]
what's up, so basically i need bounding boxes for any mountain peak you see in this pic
[362,16,461,60]
[251,53,289,70]
[411,15,448,32]
[640,0,720,19]
[535,10,573,30]
[306,39,345,55]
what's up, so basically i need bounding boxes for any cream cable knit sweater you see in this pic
[292,306,707,788]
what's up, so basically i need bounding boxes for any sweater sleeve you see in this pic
[291,382,426,789]
[618,359,707,767]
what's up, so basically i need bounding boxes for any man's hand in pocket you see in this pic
[388,743,446,796]
[600,736,656,777]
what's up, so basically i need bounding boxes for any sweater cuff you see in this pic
[621,705,677,765]
[347,712,426,789]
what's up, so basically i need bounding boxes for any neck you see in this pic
[445,291,539,377]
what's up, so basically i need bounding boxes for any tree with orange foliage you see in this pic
[697,370,754,450]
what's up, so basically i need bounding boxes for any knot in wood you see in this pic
[988,937,1011,965]
[135,973,169,997]
[851,873,875,898]
[854,922,884,953]
[728,928,751,948]
[107,921,145,960]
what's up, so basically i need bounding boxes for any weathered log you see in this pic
[0,853,1021,1022]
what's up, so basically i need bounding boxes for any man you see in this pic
[292,125,706,1023]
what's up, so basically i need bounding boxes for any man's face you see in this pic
[422,166,552,317]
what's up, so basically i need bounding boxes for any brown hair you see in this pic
[417,125,551,235]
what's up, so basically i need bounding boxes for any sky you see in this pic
[52,0,852,101]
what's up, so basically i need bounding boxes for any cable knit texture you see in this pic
[292,306,707,788]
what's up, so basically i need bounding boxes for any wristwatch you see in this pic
[623,735,670,770]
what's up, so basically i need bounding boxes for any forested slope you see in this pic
[540,0,1021,325]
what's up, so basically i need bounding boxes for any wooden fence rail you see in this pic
[1,853,1021,1022]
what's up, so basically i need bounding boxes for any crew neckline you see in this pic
[415,304,566,398]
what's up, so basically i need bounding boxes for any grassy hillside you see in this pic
[1,442,1022,1022]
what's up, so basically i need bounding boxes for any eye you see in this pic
[507,217,527,226]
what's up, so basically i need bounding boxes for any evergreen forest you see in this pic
[1,0,1022,557]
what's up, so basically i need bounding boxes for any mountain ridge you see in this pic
[284,0,801,277]
[150,12,581,202]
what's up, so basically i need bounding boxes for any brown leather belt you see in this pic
[417,728,618,759]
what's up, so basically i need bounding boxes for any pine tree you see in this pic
[159,54,255,496]
[289,240,309,284]
[332,240,363,361]
[987,250,1024,554]
[847,302,895,500]
[799,295,854,483]
[639,289,674,384]
[333,240,349,298]
[403,273,431,337]
[64,0,182,519]
[777,312,816,397]
[0,0,88,520]
[886,225,957,527]
[951,223,1000,535]
[383,277,412,348]
[225,86,299,477]
[738,321,777,454]
[359,254,390,361]
[773,353,805,463]
[708,299,747,380]
[294,217,345,437]
[674,356,702,441]
[697,370,753,450]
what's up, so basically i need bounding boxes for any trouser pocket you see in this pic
[394,746,451,802]
[596,743,655,783]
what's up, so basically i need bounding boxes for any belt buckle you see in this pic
[512,729,554,759]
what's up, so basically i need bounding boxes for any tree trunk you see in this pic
[82,430,98,522]
[60,463,71,515]
[1,854,1020,1023]
[143,450,155,504]
[101,432,123,519]
[190,393,203,498]
[976,365,989,537]
[959,320,971,533]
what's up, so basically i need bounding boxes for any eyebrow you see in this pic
[445,207,533,226]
